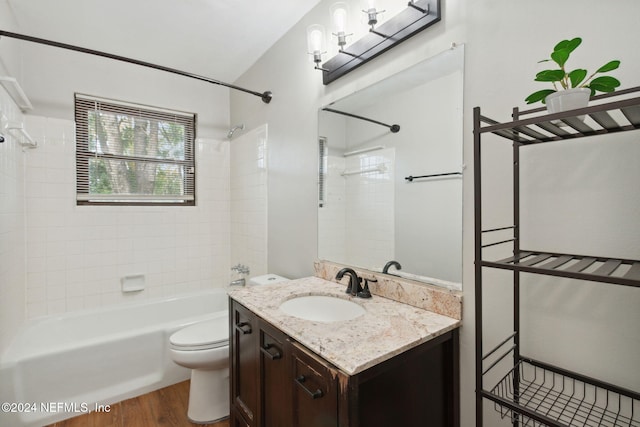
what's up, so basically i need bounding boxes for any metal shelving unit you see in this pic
[474,87,640,427]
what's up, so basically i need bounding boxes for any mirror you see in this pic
[317,46,464,289]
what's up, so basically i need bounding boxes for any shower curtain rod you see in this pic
[322,107,400,133]
[0,30,273,104]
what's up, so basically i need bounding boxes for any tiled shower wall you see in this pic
[0,89,27,354]
[230,124,268,279]
[21,115,231,319]
[318,149,395,270]
[344,149,395,268]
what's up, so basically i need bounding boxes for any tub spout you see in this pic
[230,278,245,286]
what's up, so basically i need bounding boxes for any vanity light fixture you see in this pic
[307,0,441,83]
[307,24,328,71]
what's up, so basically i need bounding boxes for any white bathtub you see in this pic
[0,289,229,427]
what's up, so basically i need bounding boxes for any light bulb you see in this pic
[310,30,322,51]
[331,3,348,32]
[306,24,326,53]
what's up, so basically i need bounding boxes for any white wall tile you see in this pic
[17,119,231,318]
[0,84,28,351]
[230,125,268,279]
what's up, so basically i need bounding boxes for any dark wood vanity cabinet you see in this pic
[230,299,459,427]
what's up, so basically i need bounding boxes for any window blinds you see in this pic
[318,137,327,208]
[75,94,196,205]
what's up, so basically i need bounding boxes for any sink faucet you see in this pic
[382,260,402,276]
[335,268,363,296]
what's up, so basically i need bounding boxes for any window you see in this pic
[75,94,196,206]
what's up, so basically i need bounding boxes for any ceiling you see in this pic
[4,0,321,84]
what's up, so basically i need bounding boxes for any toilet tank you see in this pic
[248,274,289,286]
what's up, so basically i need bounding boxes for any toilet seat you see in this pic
[170,317,228,351]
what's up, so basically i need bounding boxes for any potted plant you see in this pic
[525,37,621,115]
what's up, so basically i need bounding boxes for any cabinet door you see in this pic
[291,342,339,427]
[259,320,292,427]
[231,301,258,426]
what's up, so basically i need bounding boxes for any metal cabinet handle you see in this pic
[234,321,252,334]
[295,375,323,399]
[260,343,282,360]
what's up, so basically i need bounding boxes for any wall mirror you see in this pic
[317,46,464,289]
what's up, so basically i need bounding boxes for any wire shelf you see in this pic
[481,249,640,288]
[489,359,640,427]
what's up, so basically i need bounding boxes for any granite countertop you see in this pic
[228,276,461,375]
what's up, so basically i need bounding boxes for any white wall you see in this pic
[232,0,640,425]
[0,35,232,140]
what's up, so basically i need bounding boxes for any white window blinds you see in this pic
[75,94,196,205]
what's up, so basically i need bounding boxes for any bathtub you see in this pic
[0,289,229,427]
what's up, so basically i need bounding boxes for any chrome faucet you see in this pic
[229,278,246,286]
[231,264,250,275]
[230,264,250,286]
[382,260,402,276]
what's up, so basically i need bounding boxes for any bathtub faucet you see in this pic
[231,264,250,275]
[230,264,250,286]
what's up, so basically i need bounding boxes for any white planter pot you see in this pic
[545,88,591,122]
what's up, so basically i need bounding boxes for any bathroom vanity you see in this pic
[228,276,461,427]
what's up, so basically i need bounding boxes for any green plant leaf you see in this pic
[553,38,582,54]
[568,69,587,88]
[551,49,570,67]
[588,76,621,93]
[534,69,565,82]
[596,60,620,73]
[525,89,556,104]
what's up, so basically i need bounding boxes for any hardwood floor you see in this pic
[46,381,230,427]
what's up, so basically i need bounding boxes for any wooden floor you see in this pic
[46,381,230,427]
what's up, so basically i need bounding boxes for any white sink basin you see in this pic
[279,295,365,322]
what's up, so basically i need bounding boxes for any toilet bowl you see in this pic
[169,316,229,424]
[169,275,289,423]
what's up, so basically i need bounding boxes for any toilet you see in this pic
[169,316,229,423]
[168,274,289,423]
